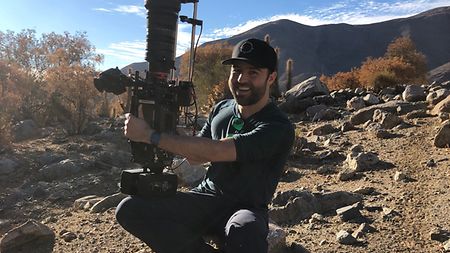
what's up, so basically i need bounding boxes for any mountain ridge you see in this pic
[122,6,450,90]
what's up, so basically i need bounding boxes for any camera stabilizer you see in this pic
[94,0,202,198]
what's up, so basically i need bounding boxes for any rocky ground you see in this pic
[0,80,450,253]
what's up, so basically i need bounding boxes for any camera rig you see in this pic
[94,0,202,198]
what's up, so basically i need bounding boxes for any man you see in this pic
[116,38,295,253]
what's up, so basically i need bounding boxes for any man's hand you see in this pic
[124,113,152,144]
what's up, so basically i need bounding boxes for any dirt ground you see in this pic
[0,113,449,253]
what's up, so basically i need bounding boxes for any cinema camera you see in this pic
[94,0,202,198]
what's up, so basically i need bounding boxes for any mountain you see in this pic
[122,6,450,91]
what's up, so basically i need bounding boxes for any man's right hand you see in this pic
[124,113,153,144]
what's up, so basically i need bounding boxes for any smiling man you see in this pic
[116,38,295,253]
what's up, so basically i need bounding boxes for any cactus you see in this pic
[286,58,294,91]
[263,34,281,99]
[264,34,271,44]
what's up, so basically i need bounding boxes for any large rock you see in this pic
[311,124,338,136]
[372,109,403,129]
[172,158,207,186]
[38,159,88,182]
[427,89,450,105]
[347,97,365,111]
[0,220,55,252]
[90,192,128,213]
[269,190,362,224]
[285,76,329,101]
[431,95,450,115]
[363,93,380,105]
[434,120,450,148]
[278,97,316,114]
[0,159,18,175]
[402,84,426,102]
[350,101,402,125]
[345,152,380,172]
[350,100,426,125]
[12,119,40,142]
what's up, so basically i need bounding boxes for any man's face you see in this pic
[228,61,275,106]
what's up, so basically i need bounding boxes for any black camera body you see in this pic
[94,0,201,198]
[120,169,178,197]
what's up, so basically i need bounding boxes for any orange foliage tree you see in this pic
[179,42,233,110]
[0,29,103,138]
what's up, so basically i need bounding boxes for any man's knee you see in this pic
[224,209,268,252]
[115,196,136,226]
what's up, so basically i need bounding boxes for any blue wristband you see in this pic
[150,131,161,146]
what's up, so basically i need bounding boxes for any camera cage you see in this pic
[93,0,203,197]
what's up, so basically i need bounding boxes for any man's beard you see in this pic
[230,79,269,106]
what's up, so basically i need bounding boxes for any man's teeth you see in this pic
[238,87,250,91]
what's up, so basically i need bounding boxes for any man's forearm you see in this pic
[158,133,237,163]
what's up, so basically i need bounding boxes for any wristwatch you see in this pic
[150,131,161,146]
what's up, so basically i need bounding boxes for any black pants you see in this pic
[115,192,268,253]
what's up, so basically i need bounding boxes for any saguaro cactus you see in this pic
[286,58,294,91]
[264,34,281,99]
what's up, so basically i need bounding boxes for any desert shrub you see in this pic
[321,68,361,91]
[322,36,427,92]
[358,56,417,91]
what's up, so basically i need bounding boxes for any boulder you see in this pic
[345,152,380,172]
[350,101,405,125]
[38,159,88,182]
[336,202,363,222]
[270,190,363,225]
[278,97,316,114]
[427,89,450,105]
[372,109,403,129]
[306,104,327,119]
[0,220,55,252]
[172,158,207,186]
[336,230,358,245]
[431,95,450,115]
[363,93,380,105]
[347,97,365,111]
[434,120,450,148]
[90,193,128,213]
[12,119,40,142]
[311,124,338,136]
[285,76,329,101]
[402,84,426,102]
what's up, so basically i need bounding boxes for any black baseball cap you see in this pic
[222,38,277,72]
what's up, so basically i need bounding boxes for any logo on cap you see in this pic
[239,41,254,54]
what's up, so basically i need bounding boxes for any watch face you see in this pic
[151,131,161,145]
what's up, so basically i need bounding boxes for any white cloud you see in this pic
[93,8,112,13]
[97,41,146,64]
[93,5,146,17]
[209,0,450,39]
[98,24,208,68]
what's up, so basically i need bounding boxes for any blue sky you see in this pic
[1,0,449,70]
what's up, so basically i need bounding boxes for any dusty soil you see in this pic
[0,113,449,253]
